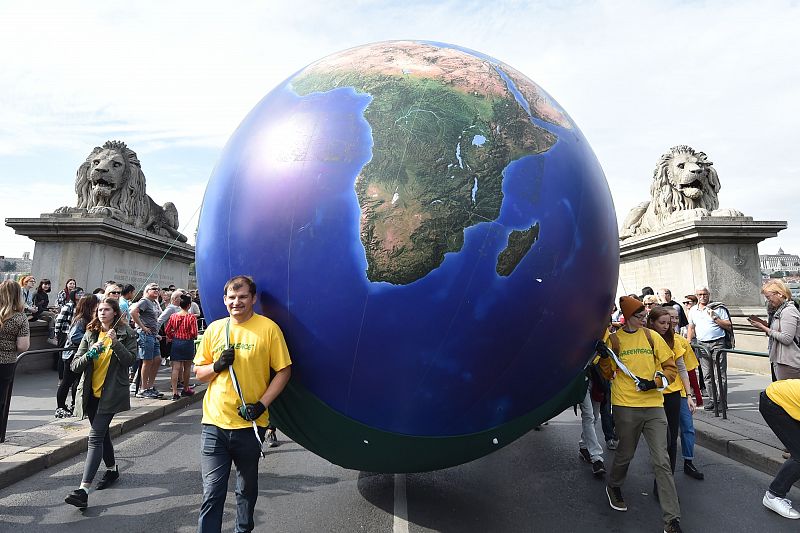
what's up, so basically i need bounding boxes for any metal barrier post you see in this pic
[1,348,70,443]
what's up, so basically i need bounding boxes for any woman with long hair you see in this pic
[54,293,96,418]
[32,279,58,345]
[0,280,31,441]
[749,279,800,380]
[65,297,137,509]
[55,287,85,347]
[647,306,702,481]
[164,293,198,400]
[57,278,77,308]
[598,296,682,533]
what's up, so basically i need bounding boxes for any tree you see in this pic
[1,260,15,272]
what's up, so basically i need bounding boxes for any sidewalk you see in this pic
[691,367,789,478]
[0,363,206,490]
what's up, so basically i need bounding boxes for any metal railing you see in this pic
[0,347,70,443]
[690,343,769,420]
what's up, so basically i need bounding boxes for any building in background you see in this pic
[761,248,800,279]
[0,251,32,281]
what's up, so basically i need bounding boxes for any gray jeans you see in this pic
[699,338,726,403]
[610,406,681,524]
[83,395,116,484]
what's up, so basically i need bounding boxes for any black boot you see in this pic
[684,460,704,480]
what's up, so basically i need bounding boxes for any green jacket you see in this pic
[71,325,138,419]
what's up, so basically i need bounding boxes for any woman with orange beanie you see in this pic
[597,295,682,533]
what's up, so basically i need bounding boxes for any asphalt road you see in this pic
[0,404,798,532]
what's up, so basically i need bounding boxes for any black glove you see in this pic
[636,378,657,391]
[238,401,266,421]
[213,347,235,373]
[595,341,613,359]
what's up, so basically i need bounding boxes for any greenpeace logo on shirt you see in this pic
[212,342,255,354]
[620,348,653,357]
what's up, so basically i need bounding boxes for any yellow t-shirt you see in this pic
[663,337,685,396]
[604,328,673,407]
[91,331,113,398]
[766,379,800,422]
[194,314,292,429]
[677,335,700,372]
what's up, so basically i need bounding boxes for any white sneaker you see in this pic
[47,337,58,346]
[763,491,800,519]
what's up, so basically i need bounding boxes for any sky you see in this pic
[1,0,798,261]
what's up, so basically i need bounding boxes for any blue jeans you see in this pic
[199,424,266,533]
[137,332,160,360]
[679,396,696,460]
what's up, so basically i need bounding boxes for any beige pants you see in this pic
[609,405,681,524]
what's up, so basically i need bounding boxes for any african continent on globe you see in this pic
[196,40,618,473]
[291,42,572,283]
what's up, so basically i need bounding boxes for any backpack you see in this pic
[708,302,735,349]
[609,327,654,356]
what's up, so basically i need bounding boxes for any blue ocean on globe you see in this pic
[197,40,619,472]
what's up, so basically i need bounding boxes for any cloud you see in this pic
[1,0,799,258]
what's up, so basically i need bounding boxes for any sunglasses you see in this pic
[108,291,121,295]
[683,301,692,304]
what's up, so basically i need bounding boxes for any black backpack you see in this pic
[708,302,735,349]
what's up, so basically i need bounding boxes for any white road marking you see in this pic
[393,473,409,533]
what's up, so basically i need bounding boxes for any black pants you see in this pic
[760,391,800,497]
[56,355,80,410]
[663,391,682,473]
[0,362,17,442]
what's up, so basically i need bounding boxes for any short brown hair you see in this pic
[224,275,256,296]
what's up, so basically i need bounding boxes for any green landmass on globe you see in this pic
[291,41,570,284]
[496,223,540,277]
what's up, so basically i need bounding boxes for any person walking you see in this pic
[0,280,30,442]
[54,294,98,418]
[64,298,138,509]
[194,275,292,533]
[759,379,800,519]
[686,286,732,411]
[597,296,682,533]
[749,279,800,380]
[648,306,703,481]
[164,294,198,400]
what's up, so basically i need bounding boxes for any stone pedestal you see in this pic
[619,216,786,317]
[5,215,194,291]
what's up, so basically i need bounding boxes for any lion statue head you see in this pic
[620,145,741,239]
[650,145,720,219]
[75,140,149,223]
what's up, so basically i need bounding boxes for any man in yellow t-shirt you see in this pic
[760,380,800,519]
[194,275,292,533]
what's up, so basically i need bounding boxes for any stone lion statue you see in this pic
[619,145,743,239]
[55,141,187,242]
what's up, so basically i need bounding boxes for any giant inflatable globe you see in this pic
[197,40,619,472]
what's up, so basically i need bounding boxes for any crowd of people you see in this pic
[8,272,800,530]
[577,280,800,531]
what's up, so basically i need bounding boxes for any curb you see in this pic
[0,387,206,491]
[694,416,785,479]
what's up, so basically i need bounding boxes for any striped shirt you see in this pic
[165,312,198,341]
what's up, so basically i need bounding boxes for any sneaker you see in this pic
[606,439,618,451]
[181,387,195,397]
[129,382,138,393]
[664,518,683,533]
[592,460,606,476]
[64,488,88,509]
[703,402,716,411]
[267,430,279,448]
[763,491,800,519]
[54,407,71,418]
[606,485,627,511]
[171,394,180,401]
[141,389,159,399]
[683,460,704,480]
[96,467,119,490]
[47,337,59,346]
[579,447,591,463]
